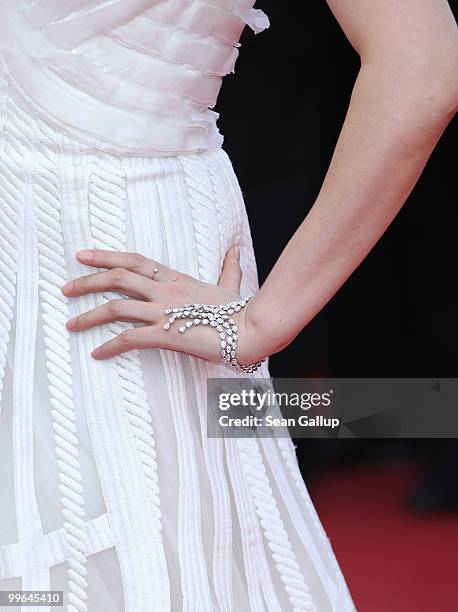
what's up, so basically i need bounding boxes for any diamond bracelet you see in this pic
[163,295,266,373]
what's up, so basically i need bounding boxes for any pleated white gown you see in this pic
[0,1,356,611]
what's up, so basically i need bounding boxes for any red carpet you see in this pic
[309,460,458,611]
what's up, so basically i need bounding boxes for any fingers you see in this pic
[90,313,219,361]
[67,300,159,332]
[218,245,242,292]
[62,268,155,300]
[91,326,160,360]
[65,247,245,361]
[76,249,178,282]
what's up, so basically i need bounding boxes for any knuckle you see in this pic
[166,270,185,285]
[120,329,135,347]
[110,267,126,284]
[165,282,184,301]
[169,274,192,292]
[126,252,144,268]
[107,300,123,316]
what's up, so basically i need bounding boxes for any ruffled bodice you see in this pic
[0,0,269,156]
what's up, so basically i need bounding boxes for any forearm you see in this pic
[250,56,457,357]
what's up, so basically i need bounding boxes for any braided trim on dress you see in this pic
[277,437,353,605]
[34,119,88,612]
[180,152,223,282]
[87,155,162,526]
[238,438,317,611]
[0,94,24,415]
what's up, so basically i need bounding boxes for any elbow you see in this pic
[413,44,458,119]
[401,63,457,137]
[421,50,458,120]
[413,73,458,131]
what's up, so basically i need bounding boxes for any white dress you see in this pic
[0,2,356,611]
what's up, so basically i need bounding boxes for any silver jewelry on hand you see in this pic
[163,295,266,373]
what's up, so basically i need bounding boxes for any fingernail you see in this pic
[91,348,101,359]
[62,281,73,294]
[77,249,94,261]
[66,318,76,330]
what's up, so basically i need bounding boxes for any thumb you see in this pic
[218,245,242,292]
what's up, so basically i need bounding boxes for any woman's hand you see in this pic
[61,247,266,366]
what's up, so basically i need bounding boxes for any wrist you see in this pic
[238,293,293,364]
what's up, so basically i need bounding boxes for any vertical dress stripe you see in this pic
[180,152,234,611]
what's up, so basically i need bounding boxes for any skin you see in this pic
[63,0,458,365]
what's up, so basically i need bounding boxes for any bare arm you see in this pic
[246,0,458,361]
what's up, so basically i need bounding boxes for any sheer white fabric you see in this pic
[0,2,357,611]
[0,0,269,156]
